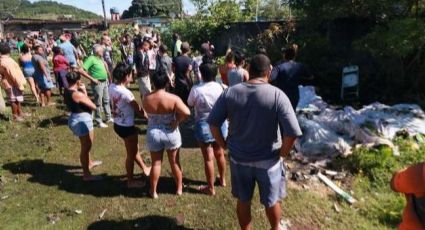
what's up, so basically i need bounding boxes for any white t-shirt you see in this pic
[187,81,226,121]
[109,83,135,127]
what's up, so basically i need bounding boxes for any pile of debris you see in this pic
[294,86,425,160]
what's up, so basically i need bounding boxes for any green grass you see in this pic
[0,86,424,229]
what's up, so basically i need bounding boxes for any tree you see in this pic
[191,0,208,14]
[122,0,182,19]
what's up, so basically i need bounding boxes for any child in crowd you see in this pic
[109,63,151,188]
[188,62,228,195]
[0,43,27,121]
[52,46,70,95]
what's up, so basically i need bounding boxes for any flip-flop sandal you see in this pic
[83,175,103,181]
[90,160,103,169]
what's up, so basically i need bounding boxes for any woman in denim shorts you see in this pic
[19,44,40,103]
[142,70,190,199]
[65,72,102,181]
[188,61,228,195]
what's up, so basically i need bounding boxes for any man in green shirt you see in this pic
[79,44,112,128]
[16,38,24,54]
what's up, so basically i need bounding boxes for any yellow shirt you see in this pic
[0,55,26,91]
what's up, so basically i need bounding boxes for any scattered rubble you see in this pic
[317,172,356,204]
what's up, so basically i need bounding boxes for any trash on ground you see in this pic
[334,203,341,213]
[296,86,425,160]
[317,172,356,204]
[47,214,60,224]
[99,209,107,219]
[325,170,338,176]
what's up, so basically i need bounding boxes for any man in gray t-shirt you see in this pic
[208,54,302,230]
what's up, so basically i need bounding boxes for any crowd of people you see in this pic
[1,27,421,230]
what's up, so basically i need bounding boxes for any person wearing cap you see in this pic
[79,44,113,128]
[208,54,302,230]
[172,42,193,104]
[58,35,78,69]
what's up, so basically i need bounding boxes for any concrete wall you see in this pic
[1,20,87,37]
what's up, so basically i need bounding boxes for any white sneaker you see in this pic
[106,118,114,123]
[98,122,108,128]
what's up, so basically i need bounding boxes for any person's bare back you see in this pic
[143,90,179,114]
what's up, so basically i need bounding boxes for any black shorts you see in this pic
[114,124,137,139]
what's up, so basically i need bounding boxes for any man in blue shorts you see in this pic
[208,54,302,230]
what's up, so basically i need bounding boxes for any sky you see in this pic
[28,0,196,17]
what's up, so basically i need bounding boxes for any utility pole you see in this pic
[255,0,259,21]
[101,0,108,29]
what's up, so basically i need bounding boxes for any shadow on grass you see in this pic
[38,115,69,128]
[2,159,203,197]
[87,215,194,230]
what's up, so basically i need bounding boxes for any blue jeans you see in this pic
[90,81,111,124]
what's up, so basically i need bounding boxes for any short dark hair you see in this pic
[66,71,81,85]
[234,51,245,66]
[52,46,62,55]
[200,43,209,55]
[257,46,267,55]
[284,46,296,60]
[199,63,218,82]
[202,53,214,64]
[159,44,168,53]
[33,45,43,52]
[181,43,190,54]
[21,44,30,54]
[249,54,271,78]
[151,70,169,89]
[0,43,11,55]
[172,33,179,40]
[113,63,132,83]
